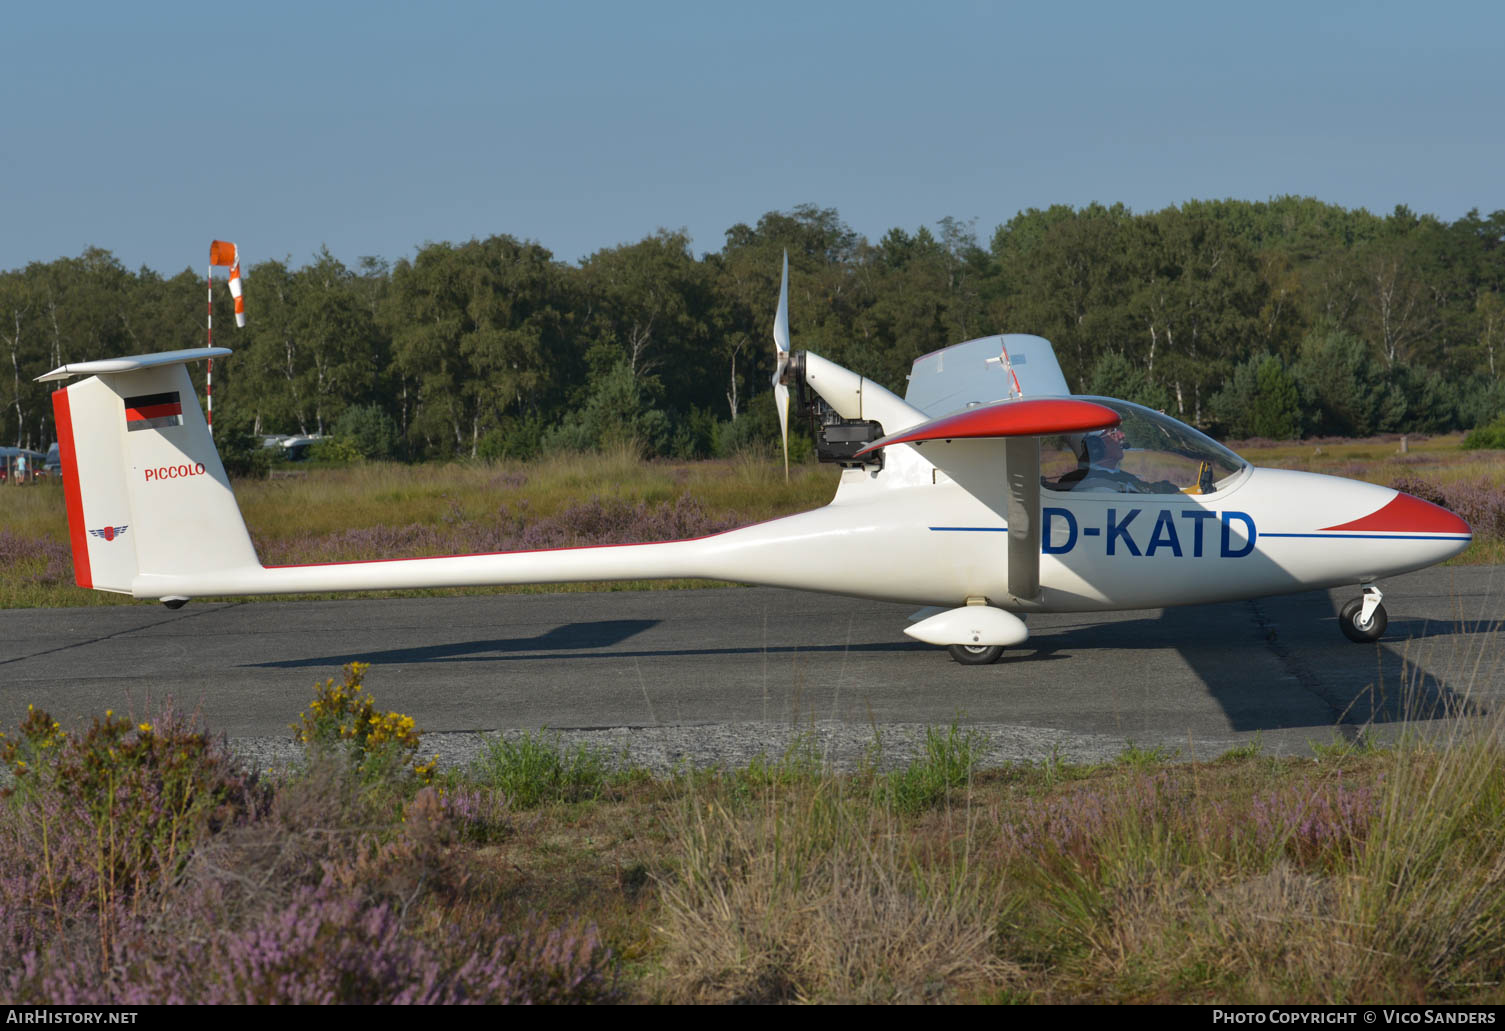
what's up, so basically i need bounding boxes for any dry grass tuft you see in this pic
[654,787,1018,1004]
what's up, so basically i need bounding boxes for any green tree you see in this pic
[991,203,1139,387]
[386,236,571,457]
[1085,351,1172,411]
[290,249,386,434]
[333,404,398,459]
[544,355,669,457]
[1250,356,1301,439]
[1291,324,1406,436]
[577,230,714,415]
[1211,353,1299,439]
[1127,209,1267,424]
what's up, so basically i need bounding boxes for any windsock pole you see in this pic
[206,264,214,434]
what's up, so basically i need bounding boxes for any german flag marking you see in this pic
[124,391,182,431]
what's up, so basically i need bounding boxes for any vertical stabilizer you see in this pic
[42,349,259,597]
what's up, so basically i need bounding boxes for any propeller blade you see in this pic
[772,252,791,480]
[775,381,790,481]
[773,251,790,358]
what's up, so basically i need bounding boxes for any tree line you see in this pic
[3,197,1504,458]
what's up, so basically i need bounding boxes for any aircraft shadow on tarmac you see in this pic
[249,619,664,668]
[248,620,939,670]
[247,591,1495,734]
[1135,593,1492,732]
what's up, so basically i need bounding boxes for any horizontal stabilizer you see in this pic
[36,347,231,383]
[854,397,1119,457]
[906,334,1071,413]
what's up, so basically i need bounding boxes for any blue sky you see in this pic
[3,0,1500,275]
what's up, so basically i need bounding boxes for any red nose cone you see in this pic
[1320,492,1471,535]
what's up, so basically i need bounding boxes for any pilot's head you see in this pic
[1085,427,1126,465]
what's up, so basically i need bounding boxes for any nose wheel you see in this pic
[1339,585,1387,643]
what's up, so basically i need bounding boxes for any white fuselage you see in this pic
[130,461,1470,613]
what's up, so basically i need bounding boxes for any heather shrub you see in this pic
[293,662,437,785]
[428,784,514,845]
[1439,480,1505,540]
[0,701,264,966]
[6,887,616,1004]
[0,531,73,589]
[166,763,475,958]
[4,726,614,1005]
[996,770,1378,875]
[1389,474,1451,508]
[178,890,616,1004]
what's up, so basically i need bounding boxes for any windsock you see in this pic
[209,240,246,327]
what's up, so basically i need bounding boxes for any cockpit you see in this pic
[1040,398,1249,496]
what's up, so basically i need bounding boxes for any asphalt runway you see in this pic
[2,565,1501,768]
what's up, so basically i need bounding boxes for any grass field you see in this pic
[1,436,1500,609]
[4,672,1503,1003]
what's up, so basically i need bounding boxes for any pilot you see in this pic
[1064,428,1179,494]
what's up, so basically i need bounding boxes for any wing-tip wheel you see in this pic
[948,643,1005,665]
[907,605,1026,665]
[772,251,791,482]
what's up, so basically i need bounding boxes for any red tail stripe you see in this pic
[51,388,92,589]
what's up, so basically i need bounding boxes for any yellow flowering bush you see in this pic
[293,662,436,784]
[1,703,68,790]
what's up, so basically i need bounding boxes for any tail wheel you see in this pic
[1339,597,1387,643]
[948,643,1005,665]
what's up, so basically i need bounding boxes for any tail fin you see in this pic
[41,348,260,597]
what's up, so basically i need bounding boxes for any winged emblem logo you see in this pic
[89,525,129,542]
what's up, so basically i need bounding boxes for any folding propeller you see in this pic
[772,252,791,481]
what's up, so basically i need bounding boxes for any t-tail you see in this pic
[43,348,257,603]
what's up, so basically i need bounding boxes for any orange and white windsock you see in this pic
[209,240,246,328]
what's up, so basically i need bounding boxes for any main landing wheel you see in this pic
[1339,597,1387,643]
[948,643,1005,665]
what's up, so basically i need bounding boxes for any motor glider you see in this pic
[38,257,1471,664]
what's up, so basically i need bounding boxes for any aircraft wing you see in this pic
[854,397,1117,454]
[904,334,1071,416]
[857,396,1119,605]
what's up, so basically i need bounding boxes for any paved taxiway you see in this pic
[2,565,1501,769]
